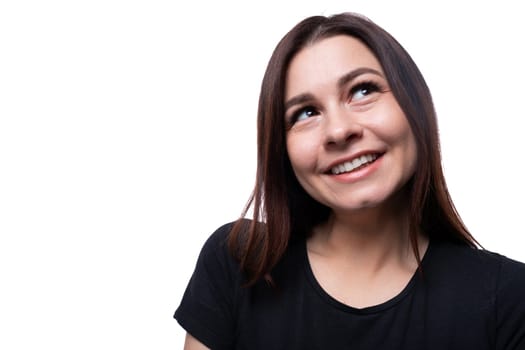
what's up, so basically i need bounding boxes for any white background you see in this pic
[1,0,524,348]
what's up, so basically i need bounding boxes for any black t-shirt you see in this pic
[175,222,525,349]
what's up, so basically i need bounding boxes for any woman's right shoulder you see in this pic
[200,219,252,254]
[175,220,253,348]
[200,221,235,249]
[196,219,256,271]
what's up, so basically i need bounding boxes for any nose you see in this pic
[323,107,363,148]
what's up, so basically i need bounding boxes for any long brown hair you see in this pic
[229,12,477,286]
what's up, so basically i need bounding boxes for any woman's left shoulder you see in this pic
[431,240,525,275]
[427,241,525,298]
[488,252,525,348]
[431,242,525,347]
[488,251,525,300]
[472,248,525,289]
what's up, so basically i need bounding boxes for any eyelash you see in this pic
[288,106,319,126]
[349,81,381,100]
[287,80,383,126]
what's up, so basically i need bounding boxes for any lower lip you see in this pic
[327,155,383,183]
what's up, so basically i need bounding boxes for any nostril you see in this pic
[324,127,363,147]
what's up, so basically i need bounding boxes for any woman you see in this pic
[175,13,525,349]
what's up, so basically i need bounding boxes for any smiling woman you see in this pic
[174,12,525,350]
[285,36,418,215]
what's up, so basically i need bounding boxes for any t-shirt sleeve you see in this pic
[495,255,525,349]
[174,223,240,349]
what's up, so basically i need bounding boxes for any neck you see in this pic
[308,195,425,275]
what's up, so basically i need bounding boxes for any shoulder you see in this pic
[427,240,514,276]
[426,241,525,348]
[192,221,243,285]
[199,219,255,254]
[493,253,525,349]
[174,221,242,349]
[427,240,525,289]
[422,241,519,311]
[198,221,234,259]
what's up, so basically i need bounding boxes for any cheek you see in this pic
[395,117,418,163]
[372,104,414,147]
[286,133,319,172]
[390,119,418,177]
[406,132,418,172]
[370,104,418,171]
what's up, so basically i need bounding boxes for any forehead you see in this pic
[285,35,383,97]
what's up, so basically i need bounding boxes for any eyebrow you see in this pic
[284,93,316,111]
[337,67,383,89]
[284,67,384,111]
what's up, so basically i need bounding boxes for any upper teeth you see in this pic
[330,154,378,175]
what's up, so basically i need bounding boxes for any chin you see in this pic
[325,190,403,214]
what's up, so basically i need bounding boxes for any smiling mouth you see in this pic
[329,153,382,175]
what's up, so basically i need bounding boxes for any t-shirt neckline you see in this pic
[301,237,433,315]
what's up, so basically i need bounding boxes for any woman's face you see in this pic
[284,35,417,214]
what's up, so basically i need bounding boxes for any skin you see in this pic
[184,333,209,350]
[285,35,428,308]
